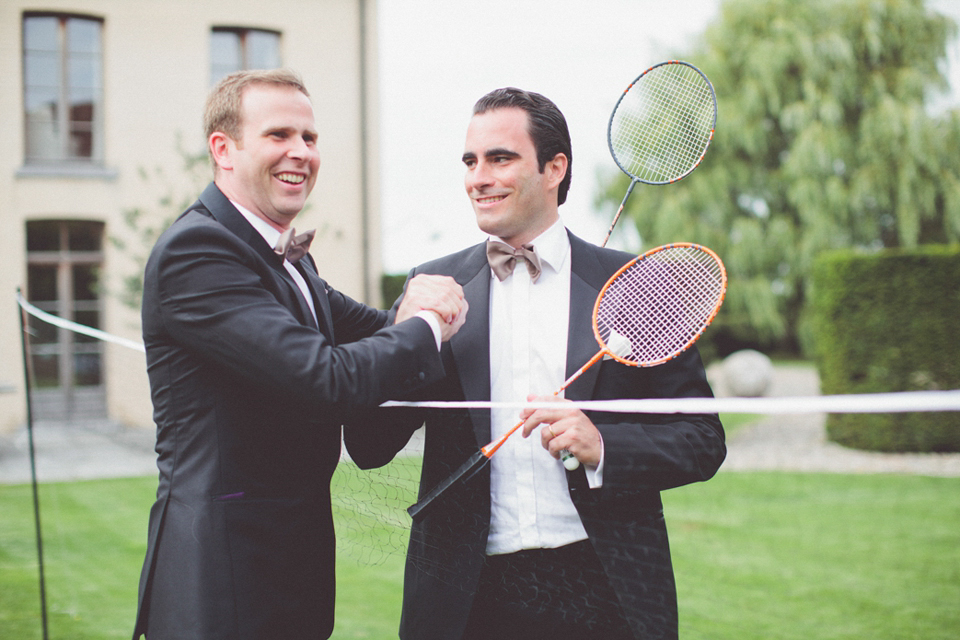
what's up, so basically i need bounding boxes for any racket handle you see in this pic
[407,451,488,521]
[601,179,638,248]
[560,449,580,471]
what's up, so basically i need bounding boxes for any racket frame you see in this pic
[594,242,727,368]
[607,60,717,186]
[602,60,717,247]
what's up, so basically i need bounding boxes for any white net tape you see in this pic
[381,392,960,414]
[17,292,145,353]
[17,293,959,416]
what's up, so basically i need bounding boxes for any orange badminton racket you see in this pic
[408,242,726,520]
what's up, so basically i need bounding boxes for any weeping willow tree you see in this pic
[596,0,960,355]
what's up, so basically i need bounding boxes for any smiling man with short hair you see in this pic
[132,69,466,640]
[348,87,725,640]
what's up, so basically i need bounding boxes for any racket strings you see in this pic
[596,248,724,364]
[611,64,715,183]
[618,67,713,164]
[614,84,712,180]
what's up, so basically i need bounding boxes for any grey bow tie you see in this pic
[274,228,316,264]
[486,239,542,283]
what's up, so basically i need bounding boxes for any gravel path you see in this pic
[723,413,960,477]
[0,420,157,484]
[715,365,960,477]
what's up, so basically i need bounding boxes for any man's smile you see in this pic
[276,172,306,185]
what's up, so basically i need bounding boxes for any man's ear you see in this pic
[545,153,568,191]
[209,131,234,171]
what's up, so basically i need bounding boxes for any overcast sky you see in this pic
[377,0,960,273]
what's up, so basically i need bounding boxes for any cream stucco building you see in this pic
[0,0,381,433]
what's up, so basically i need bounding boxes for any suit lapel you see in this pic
[198,183,327,333]
[295,257,334,336]
[564,231,613,402]
[199,183,274,261]
[446,244,492,444]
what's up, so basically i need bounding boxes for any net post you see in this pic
[16,288,50,640]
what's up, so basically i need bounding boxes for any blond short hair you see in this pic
[203,68,310,156]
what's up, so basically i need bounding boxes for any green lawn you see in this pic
[717,411,759,436]
[0,477,155,640]
[1,469,958,639]
[666,472,960,639]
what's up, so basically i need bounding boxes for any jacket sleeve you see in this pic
[589,346,726,494]
[143,217,445,412]
[341,267,428,468]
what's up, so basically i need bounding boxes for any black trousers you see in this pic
[462,540,634,640]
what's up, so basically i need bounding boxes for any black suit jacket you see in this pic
[346,230,726,640]
[133,183,445,640]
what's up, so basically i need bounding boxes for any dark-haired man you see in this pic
[349,88,725,639]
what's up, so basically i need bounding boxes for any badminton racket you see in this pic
[408,242,727,520]
[601,60,717,247]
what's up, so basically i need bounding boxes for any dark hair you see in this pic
[473,87,573,205]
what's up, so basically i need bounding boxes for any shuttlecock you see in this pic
[606,329,633,359]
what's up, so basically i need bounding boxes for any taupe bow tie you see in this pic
[274,228,316,264]
[486,239,542,283]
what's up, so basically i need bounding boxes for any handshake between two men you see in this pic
[394,273,469,342]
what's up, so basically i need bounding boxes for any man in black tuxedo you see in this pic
[132,69,466,640]
[347,88,725,639]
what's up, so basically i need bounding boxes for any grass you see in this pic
[718,411,759,437]
[665,472,960,639]
[0,477,155,640]
[2,469,958,639]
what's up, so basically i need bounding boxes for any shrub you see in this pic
[381,273,407,310]
[811,246,960,452]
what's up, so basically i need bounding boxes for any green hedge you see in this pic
[810,245,960,452]
[381,273,407,310]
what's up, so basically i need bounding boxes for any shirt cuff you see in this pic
[415,310,443,351]
[584,435,604,488]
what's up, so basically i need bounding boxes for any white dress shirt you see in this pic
[486,218,600,555]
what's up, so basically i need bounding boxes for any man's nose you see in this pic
[287,136,310,160]
[466,161,493,191]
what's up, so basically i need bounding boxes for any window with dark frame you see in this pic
[26,220,105,393]
[210,27,281,86]
[22,12,103,165]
